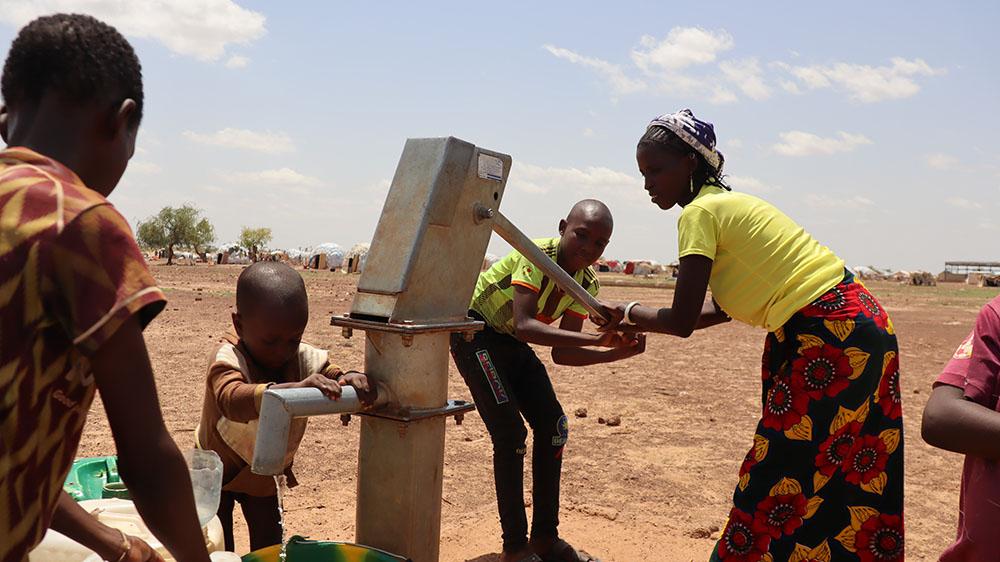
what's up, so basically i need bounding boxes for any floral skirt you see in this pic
[712,272,904,562]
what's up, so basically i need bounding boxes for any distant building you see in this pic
[944,261,1000,274]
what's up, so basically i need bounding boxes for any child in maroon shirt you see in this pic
[922,295,1000,561]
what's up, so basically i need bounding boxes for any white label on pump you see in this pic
[478,154,503,182]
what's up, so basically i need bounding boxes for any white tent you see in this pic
[345,243,370,273]
[312,243,345,269]
[217,242,250,265]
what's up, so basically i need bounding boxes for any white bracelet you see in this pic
[623,301,641,325]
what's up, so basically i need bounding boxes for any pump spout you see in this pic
[251,384,391,476]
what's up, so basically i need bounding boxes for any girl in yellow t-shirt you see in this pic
[601,109,903,562]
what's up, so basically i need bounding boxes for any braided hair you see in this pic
[638,126,730,191]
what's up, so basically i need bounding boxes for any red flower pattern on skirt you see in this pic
[855,513,904,562]
[815,421,862,477]
[843,434,889,485]
[718,507,772,562]
[856,290,889,331]
[800,286,847,318]
[762,375,810,431]
[878,354,902,420]
[754,493,808,539]
[792,344,853,400]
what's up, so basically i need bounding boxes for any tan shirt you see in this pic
[196,332,341,496]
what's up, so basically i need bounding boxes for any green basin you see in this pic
[63,456,124,501]
[242,536,409,562]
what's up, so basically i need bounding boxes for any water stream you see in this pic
[274,474,289,561]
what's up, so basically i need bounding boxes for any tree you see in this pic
[136,205,215,265]
[191,218,215,261]
[239,226,272,262]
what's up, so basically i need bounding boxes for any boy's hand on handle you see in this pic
[299,372,343,399]
[592,301,626,331]
[338,370,378,407]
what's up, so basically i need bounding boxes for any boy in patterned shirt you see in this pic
[0,14,210,562]
[450,199,644,562]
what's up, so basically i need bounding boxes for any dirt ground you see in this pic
[74,264,1000,561]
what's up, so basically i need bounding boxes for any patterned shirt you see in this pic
[470,237,599,336]
[0,147,166,562]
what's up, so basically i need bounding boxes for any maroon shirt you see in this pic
[935,295,1000,561]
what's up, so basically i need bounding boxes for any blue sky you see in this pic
[0,1,996,271]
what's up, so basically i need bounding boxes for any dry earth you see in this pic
[73,265,1000,561]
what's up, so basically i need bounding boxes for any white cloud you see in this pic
[709,86,738,105]
[925,153,959,170]
[724,138,744,150]
[719,58,771,100]
[727,175,780,194]
[183,128,295,153]
[776,57,944,103]
[225,55,250,69]
[946,197,982,210]
[508,163,637,196]
[221,168,321,188]
[630,27,734,73]
[805,194,875,209]
[126,160,162,175]
[772,131,873,157]
[0,0,266,62]
[583,128,596,138]
[543,45,646,95]
[779,79,802,94]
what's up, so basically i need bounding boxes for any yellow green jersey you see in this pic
[470,237,600,336]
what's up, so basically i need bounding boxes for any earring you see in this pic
[689,175,695,194]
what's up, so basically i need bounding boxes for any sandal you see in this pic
[539,538,602,562]
[502,548,544,562]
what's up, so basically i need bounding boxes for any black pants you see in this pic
[450,322,568,552]
[217,489,282,552]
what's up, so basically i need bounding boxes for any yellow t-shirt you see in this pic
[677,185,845,331]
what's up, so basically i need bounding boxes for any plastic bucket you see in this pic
[184,448,223,527]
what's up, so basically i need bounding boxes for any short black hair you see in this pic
[567,199,613,231]
[1,13,144,126]
[638,126,730,191]
[236,262,309,319]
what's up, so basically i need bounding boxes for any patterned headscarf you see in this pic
[647,109,724,174]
